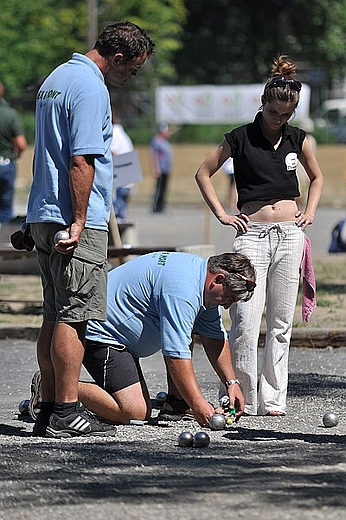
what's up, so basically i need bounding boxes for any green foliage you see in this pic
[114,120,239,145]
[0,0,186,135]
[0,0,186,97]
[174,0,346,85]
[287,0,346,78]
[2,0,346,143]
[172,124,237,144]
[19,111,36,145]
[0,0,186,138]
[312,126,339,145]
[0,0,87,98]
[98,0,187,83]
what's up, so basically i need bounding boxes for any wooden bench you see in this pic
[107,245,176,258]
[0,245,176,259]
[0,246,37,260]
[0,244,178,274]
[115,222,135,241]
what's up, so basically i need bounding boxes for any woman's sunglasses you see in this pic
[265,77,302,92]
[234,272,256,292]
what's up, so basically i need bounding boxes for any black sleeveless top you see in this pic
[225,112,305,210]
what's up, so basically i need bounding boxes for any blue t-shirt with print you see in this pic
[150,135,172,174]
[27,53,113,230]
[86,252,226,359]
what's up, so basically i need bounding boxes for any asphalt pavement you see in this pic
[7,201,346,256]
[0,203,345,519]
[0,339,345,520]
[120,204,346,256]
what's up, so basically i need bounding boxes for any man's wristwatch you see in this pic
[225,379,240,388]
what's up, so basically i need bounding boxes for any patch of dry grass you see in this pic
[4,144,345,329]
[1,256,345,329]
[0,275,42,326]
[220,255,346,331]
[15,144,346,209]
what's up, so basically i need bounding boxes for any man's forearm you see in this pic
[69,155,95,226]
[164,356,204,408]
[201,337,236,384]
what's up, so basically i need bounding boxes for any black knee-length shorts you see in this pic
[83,340,144,394]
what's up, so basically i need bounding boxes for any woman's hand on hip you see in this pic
[217,212,249,232]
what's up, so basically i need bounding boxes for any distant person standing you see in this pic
[0,81,27,224]
[111,117,135,221]
[151,123,173,213]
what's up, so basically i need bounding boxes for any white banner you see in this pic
[113,150,143,189]
[156,84,311,125]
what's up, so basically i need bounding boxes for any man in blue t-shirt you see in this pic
[79,251,256,428]
[151,123,173,213]
[0,81,27,224]
[27,22,155,439]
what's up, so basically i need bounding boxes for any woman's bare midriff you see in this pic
[240,199,299,223]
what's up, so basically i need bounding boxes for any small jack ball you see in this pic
[18,399,30,415]
[193,431,210,448]
[178,431,194,447]
[209,413,226,430]
[322,411,338,428]
[54,230,69,243]
[155,391,168,406]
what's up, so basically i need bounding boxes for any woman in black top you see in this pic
[195,55,324,416]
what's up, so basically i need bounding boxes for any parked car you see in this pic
[315,99,346,143]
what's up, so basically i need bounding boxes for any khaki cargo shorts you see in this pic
[31,223,108,323]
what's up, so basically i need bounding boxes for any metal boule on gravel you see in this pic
[209,413,226,430]
[322,411,338,428]
[155,391,168,406]
[193,431,210,448]
[18,399,30,415]
[178,431,194,447]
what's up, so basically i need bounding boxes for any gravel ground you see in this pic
[0,339,345,520]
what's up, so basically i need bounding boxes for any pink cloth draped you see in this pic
[300,236,316,322]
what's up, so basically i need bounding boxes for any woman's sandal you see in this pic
[158,394,194,421]
[266,411,286,416]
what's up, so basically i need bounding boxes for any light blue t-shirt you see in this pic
[86,252,226,359]
[150,135,172,174]
[27,53,113,230]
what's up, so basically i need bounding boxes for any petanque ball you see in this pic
[53,230,69,243]
[178,431,194,447]
[193,431,210,448]
[209,413,226,430]
[322,411,338,428]
[18,399,30,415]
[155,391,168,406]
